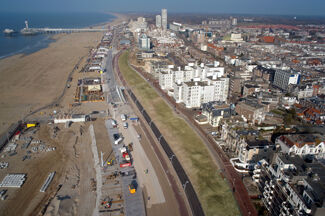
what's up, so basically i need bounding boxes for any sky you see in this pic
[1,0,325,16]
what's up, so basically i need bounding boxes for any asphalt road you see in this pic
[104,50,121,104]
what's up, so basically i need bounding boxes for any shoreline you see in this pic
[0,12,127,135]
[0,12,121,60]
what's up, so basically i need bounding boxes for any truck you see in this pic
[121,114,127,121]
[128,180,137,194]
[129,117,139,122]
[120,162,131,168]
[123,152,130,161]
[26,123,38,128]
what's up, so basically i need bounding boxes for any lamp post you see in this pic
[169,154,175,163]
[183,180,189,190]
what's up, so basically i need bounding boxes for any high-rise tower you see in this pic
[156,15,162,28]
[161,9,167,30]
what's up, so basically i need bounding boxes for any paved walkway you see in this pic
[89,124,102,216]
[129,124,166,207]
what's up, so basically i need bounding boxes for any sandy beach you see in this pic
[0,13,127,135]
[0,13,128,216]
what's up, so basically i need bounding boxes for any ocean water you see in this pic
[0,12,114,59]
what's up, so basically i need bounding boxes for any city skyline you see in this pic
[1,0,325,16]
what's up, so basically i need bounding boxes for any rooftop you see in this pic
[279,134,325,148]
[184,81,207,87]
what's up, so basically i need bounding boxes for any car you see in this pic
[123,122,128,129]
[111,119,117,128]
[113,133,120,140]
[121,114,127,121]
[113,133,122,145]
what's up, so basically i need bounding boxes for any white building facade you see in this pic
[159,70,174,90]
[156,15,161,28]
[161,9,167,30]
[276,134,325,159]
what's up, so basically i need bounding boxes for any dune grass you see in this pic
[118,51,240,216]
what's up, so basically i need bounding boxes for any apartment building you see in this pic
[183,81,203,108]
[235,100,266,124]
[173,82,183,103]
[159,70,174,90]
[273,69,300,91]
[138,34,151,50]
[174,68,185,83]
[207,76,229,102]
[235,138,275,170]
[254,153,325,216]
[156,15,161,28]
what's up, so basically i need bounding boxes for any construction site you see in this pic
[74,77,105,103]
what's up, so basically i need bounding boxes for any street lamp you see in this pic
[183,180,189,190]
[169,154,175,162]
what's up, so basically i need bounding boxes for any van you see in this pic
[111,119,117,128]
[123,122,128,129]
[121,114,127,121]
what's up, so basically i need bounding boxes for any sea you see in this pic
[0,12,114,59]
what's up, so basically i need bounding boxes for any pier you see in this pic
[24,27,107,34]
[20,20,107,35]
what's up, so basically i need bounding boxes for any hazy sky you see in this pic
[1,0,325,16]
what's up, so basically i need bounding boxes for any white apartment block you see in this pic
[201,85,215,103]
[184,69,195,82]
[157,62,229,107]
[159,70,174,90]
[207,77,229,102]
[183,81,203,108]
[205,65,225,78]
[174,68,185,83]
[173,82,183,103]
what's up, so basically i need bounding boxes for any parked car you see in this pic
[113,133,122,145]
